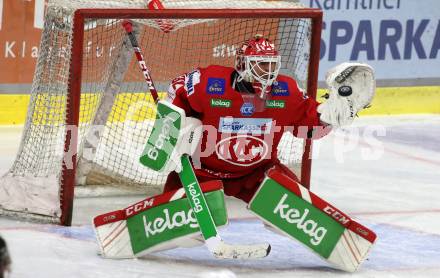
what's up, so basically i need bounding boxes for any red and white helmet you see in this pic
[235,34,281,99]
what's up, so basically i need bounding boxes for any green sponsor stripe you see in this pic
[249,178,344,258]
[265,100,285,108]
[127,189,227,254]
[140,102,181,171]
[211,98,231,108]
[178,155,219,240]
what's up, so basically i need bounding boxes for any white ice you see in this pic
[1,115,440,278]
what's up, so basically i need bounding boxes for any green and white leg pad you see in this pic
[248,171,377,272]
[93,180,227,258]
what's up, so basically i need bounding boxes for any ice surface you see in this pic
[1,115,440,277]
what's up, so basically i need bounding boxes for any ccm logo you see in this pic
[125,198,155,216]
[103,214,116,223]
[356,227,369,237]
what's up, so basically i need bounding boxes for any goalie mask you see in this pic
[235,35,281,100]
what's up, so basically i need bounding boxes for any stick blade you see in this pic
[213,241,271,259]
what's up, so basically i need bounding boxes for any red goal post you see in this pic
[0,7,323,226]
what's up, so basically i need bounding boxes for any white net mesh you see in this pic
[0,0,315,224]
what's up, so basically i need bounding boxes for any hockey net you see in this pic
[0,0,322,225]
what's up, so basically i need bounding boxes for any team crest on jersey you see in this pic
[185,70,201,96]
[206,78,225,95]
[216,135,269,167]
[240,102,255,116]
[271,81,290,96]
[218,117,272,135]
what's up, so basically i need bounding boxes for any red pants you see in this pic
[163,161,299,203]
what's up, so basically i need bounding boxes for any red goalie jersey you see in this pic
[164,65,324,201]
[163,35,325,201]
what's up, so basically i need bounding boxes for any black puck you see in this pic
[338,85,352,96]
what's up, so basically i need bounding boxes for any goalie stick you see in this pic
[122,20,271,259]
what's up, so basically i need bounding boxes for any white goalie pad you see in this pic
[318,63,376,127]
[93,181,227,259]
[248,170,377,272]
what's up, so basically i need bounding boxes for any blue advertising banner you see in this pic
[0,0,438,89]
[301,0,440,85]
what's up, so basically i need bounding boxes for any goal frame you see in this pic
[62,8,323,226]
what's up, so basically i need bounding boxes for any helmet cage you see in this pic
[236,54,281,98]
